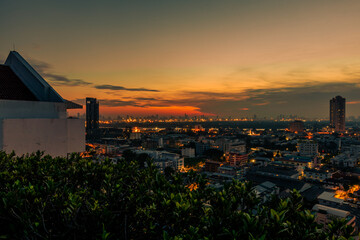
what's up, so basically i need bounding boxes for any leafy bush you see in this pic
[0,151,356,239]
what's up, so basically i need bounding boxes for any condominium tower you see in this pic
[86,97,99,137]
[330,96,345,132]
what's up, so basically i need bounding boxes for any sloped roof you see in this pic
[65,100,82,109]
[0,65,38,101]
[318,191,344,204]
[312,204,349,218]
[1,51,82,109]
[4,51,63,102]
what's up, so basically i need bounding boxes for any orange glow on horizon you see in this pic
[69,105,215,117]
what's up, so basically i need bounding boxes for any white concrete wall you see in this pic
[0,120,3,149]
[1,118,84,157]
[0,100,66,119]
[67,118,85,153]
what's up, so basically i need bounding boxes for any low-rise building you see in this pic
[181,147,195,158]
[252,164,300,179]
[279,155,314,168]
[129,132,141,140]
[303,168,333,182]
[297,140,318,157]
[204,160,223,173]
[218,165,247,179]
[195,142,211,156]
[331,152,358,167]
[317,191,344,207]
[312,204,356,232]
[135,150,184,171]
[289,120,304,133]
[226,152,248,166]
[254,181,279,203]
[229,143,246,153]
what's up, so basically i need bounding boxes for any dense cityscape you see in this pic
[1,51,360,238]
[81,94,360,236]
[2,0,360,238]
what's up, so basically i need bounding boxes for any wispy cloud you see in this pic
[31,60,92,86]
[93,80,360,117]
[252,102,269,106]
[31,59,159,90]
[98,99,140,107]
[42,73,92,86]
[71,98,141,107]
[95,84,160,92]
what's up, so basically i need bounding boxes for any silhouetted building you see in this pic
[0,51,84,157]
[312,204,356,233]
[205,160,222,173]
[330,96,345,132]
[86,97,99,138]
[195,142,210,156]
[289,120,304,133]
[297,140,318,157]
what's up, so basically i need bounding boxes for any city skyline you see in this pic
[2,0,360,118]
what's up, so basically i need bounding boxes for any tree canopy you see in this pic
[0,151,356,239]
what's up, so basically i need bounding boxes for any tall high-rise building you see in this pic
[86,98,99,135]
[330,96,345,132]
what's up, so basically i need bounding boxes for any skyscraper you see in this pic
[86,98,99,136]
[330,96,345,132]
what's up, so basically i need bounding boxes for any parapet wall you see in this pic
[0,118,84,157]
[0,100,67,119]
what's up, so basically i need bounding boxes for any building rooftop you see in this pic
[282,155,312,163]
[312,204,349,218]
[0,65,37,101]
[256,165,299,177]
[218,166,236,171]
[254,181,277,194]
[0,51,82,109]
[318,191,344,204]
[304,167,330,174]
[261,181,277,189]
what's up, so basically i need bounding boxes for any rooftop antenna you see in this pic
[13,43,15,51]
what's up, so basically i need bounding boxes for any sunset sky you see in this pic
[1,0,360,118]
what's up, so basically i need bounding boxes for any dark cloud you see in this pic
[134,97,158,101]
[31,59,158,89]
[31,61,52,72]
[70,98,141,107]
[30,59,92,86]
[191,81,360,118]
[72,79,360,118]
[99,99,140,107]
[42,73,92,86]
[133,81,360,117]
[95,84,160,92]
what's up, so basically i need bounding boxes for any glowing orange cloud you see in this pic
[348,101,360,105]
[253,102,269,106]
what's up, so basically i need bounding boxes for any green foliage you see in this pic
[0,151,356,239]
